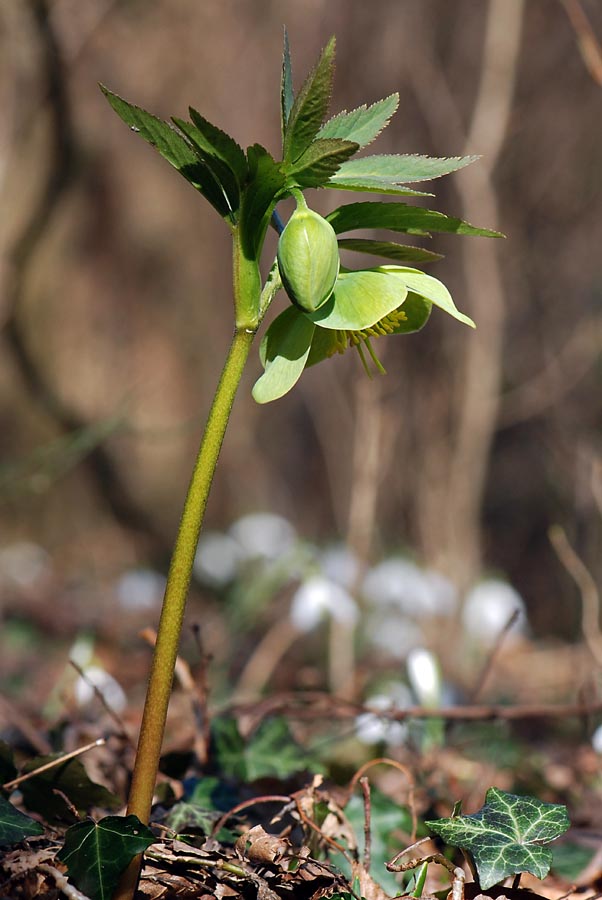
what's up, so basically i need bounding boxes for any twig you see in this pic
[549,525,602,667]
[2,737,105,791]
[39,864,93,900]
[232,617,300,702]
[348,757,417,842]
[359,776,371,871]
[69,658,134,746]
[190,623,212,765]
[211,795,292,839]
[560,0,602,85]
[469,609,520,702]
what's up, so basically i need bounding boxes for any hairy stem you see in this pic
[115,325,254,899]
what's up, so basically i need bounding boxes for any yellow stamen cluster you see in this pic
[327,308,408,357]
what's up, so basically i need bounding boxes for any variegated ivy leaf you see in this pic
[426,788,570,891]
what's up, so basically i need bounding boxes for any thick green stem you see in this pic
[115,325,254,900]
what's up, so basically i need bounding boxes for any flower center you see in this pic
[327,308,408,375]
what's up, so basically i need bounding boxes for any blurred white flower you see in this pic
[368,616,423,659]
[115,569,166,612]
[194,530,242,586]
[462,579,527,645]
[229,512,296,561]
[74,665,127,713]
[592,725,602,754]
[407,647,442,707]
[319,544,360,589]
[362,557,454,618]
[0,542,52,589]
[356,686,412,746]
[290,575,358,632]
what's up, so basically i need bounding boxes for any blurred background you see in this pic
[0,0,601,722]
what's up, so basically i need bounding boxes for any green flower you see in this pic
[252,266,474,403]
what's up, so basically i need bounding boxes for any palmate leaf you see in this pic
[284,138,359,188]
[331,153,479,185]
[426,788,570,891]
[281,27,294,138]
[0,795,43,847]
[58,815,155,900]
[318,94,399,148]
[327,201,504,238]
[172,117,241,215]
[283,37,336,163]
[338,238,443,264]
[100,86,234,220]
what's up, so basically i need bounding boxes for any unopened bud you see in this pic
[277,195,339,313]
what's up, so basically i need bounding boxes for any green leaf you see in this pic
[0,741,17,788]
[58,815,155,900]
[239,145,286,258]
[382,266,474,328]
[281,27,294,138]
[308,270,407,331]
[318,94,399,148]
[330,153,479,186]
[426,788,570,891]
[285,138,359,188]
[283,37,336,163]
[100,86,233,219]
[338,239,443,264]
[20,755,120,824]
[188,107,248,185]
[211,716,321,779]
[173,117,241,215]
[252,306,315,403]
[551,841,596,881]
[327,201,504,238]
[0,794,43,846]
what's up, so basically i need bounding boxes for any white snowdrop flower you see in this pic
[229,513,296,561]
[362,558,434,617]
[462,579,527,645]
[0,542,52,589]
[74,666,127,713]
[194,531,242,586]
[290,575,358,633]
[423,570,459,618]
[116,569,166,612]
[319,544,359,589]
[407,648,442,707]
[368,616,423,659]
[592,725,602,754]
[356,691,410,746]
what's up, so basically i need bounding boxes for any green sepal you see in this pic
[281,27,294,138]
[239,145,286,258]
[388,291,432,333]
[284,138,359,188]
[318,94,399,148]
[283,37,336,163]
[172,117,241,216]
[338,238,443,264]
[327,201,504,238]
[308,270,408,331]
[381,266,475,327]
[253,306,315,403]
[100,86,233,220]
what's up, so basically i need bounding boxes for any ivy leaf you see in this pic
[100,86,233,220]
[284,138,359,188]
[239,145,286,258]
[252,307,315,404]
[283,37,336,163]
[426,788,570,891]
[20,755,120,824]
[281,27,294,138]
[327,201,504,238]
[308,270,408,331]
[211,716,321,779]
[381,266,475,328]
[318,94,399,148]
[58,815,155,900]
[0,795,43,846]
[338,238,443,264]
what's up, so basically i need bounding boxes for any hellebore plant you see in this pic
[100,31,501,897]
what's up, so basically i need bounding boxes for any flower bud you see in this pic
[277,196,339,313]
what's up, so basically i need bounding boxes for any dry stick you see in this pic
[2,738,105,791]
[359,776,372,871]
[39,864,93,900]
[293,797,352,861]
[69,659,134,746]
[210,794,292,839]
[190,623,212,765]
[233,617,300,702]
[469,609,520,703]
[592,458,602,519]
[348,757,417,843]
[560,0,602,85]
[549,525,602,667]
